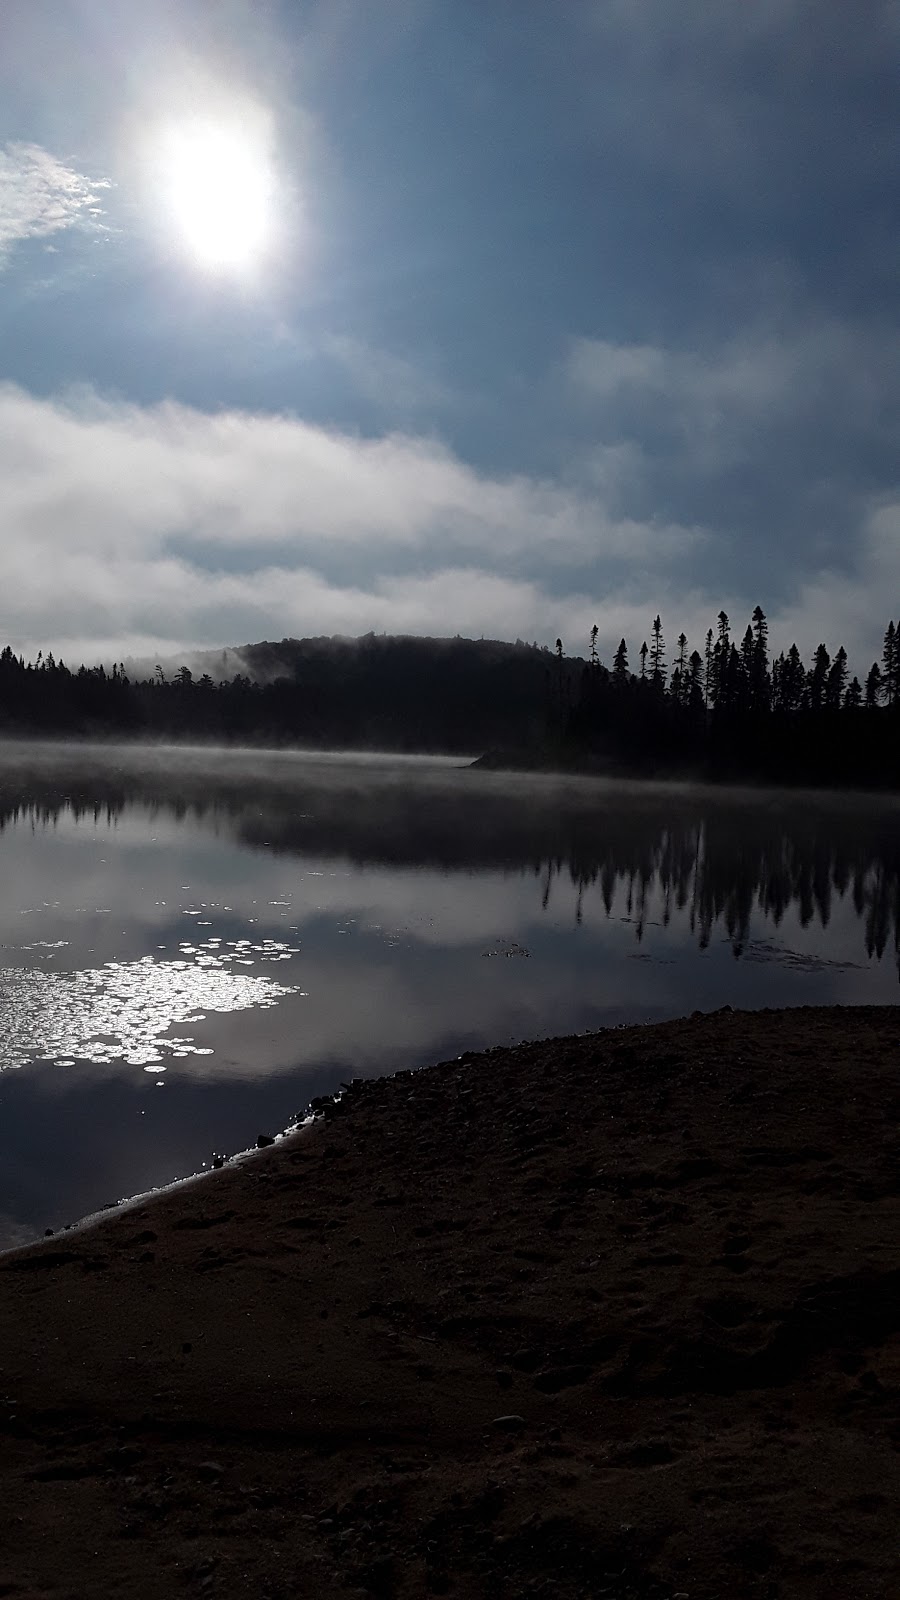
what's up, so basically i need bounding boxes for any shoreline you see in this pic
[1,1004,898,1597]
[7,734,900,802]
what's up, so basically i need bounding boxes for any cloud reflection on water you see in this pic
[0,747,898,1091]
[1,744,900,1244]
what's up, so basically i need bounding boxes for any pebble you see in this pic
[491,1414,526,1431]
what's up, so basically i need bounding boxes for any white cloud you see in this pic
[0,381,892,675]
[0,383,687,560]
[0,142,108,257]
[3,557,615,670]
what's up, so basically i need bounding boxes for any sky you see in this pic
[1,0,899,674]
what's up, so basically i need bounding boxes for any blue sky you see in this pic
[1,0,899,672]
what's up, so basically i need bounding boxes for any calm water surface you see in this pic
[1,742,899,1245]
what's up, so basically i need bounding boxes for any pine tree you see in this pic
[612,639,629,684]
[549,638,565,732]
[882,621,897,706]
[710,640,723,706]
[750,605,770,710]
[740,625,754,681]
[825,646,847,710]
[672,633,687,704]
[808,645,830,711]
[783,644,804,712]
[714,612,730,706]
[727,642,743,710]
[639,641,648,679]
[649,615,666,687]
[687,650,704,712]
[734,626,754,712]
[844,676,862,709]
[865,661,883,708]
[772,651,784,709]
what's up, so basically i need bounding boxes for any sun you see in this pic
[156,115,275,274]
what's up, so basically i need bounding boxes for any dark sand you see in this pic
[0,1006,898,1598]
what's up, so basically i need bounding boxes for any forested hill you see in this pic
[0,634,581,754]
[4,610,900,789]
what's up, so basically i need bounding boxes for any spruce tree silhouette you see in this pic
[866,662,883,708]
[750,606,770,711]
[826,647,848,710]
[714,613,730,707]
[650,616,666,688]
[808,645,831,712]
[882,621,897,706]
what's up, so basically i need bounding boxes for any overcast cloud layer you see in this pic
[0,1,898,674]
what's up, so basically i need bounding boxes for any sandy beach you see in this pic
[0,1004,898,1598]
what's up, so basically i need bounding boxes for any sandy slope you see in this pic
[0,1005,898,1598]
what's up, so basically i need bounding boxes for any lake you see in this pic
[1,741,898,1247]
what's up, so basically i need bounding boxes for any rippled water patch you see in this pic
[0,947,304,1071]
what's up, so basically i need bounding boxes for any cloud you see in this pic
[0,376,697,574]
[771,497,900,673]
[568,324,900,454]
[0,142,109,258]
[566,320,900,587]
[0,381,893,676]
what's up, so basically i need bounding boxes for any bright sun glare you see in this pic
[157,116,274,273]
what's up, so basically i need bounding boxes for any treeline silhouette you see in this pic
[2,608,900,786]
[0,635,568,754]
[562,607,900,786]
[1,754,899,973]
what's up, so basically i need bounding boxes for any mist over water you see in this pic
[1,741,898,1246]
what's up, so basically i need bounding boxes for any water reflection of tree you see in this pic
[534,806,900,973]
[2,759,900,974]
